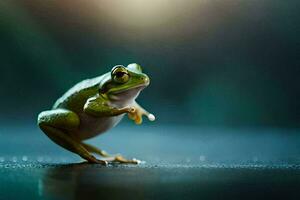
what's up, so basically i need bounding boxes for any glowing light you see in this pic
[94,0,205,29]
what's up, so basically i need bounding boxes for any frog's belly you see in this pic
[74,113,124,140]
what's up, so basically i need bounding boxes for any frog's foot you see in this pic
[105,155,141,164]
[80,143,140,164]
[128,106,155,124]
[81,142,120,158]
[38,109,107,165]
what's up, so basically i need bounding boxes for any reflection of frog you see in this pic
[40,163,159,199]
[38,64,155,164]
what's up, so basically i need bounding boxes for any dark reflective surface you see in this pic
[39,164,300,200]
[0,125,300,199]
[1,162,300,200]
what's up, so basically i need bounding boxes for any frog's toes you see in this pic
[132,158,146,164]
[107,156,142,164]
[147,113,156,121]
[100,160,108,166]
[134,115,143,125]
[128,112,136,120]
[128,111,143,124]
[128,106,136,113]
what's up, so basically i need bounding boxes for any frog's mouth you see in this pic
[110,83,148,95]
[109,76,150,95]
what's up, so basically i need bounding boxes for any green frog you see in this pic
[37,64,155,165]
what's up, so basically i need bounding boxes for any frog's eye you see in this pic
[111,65,130,83]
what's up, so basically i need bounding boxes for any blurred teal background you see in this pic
[0,0,299,127]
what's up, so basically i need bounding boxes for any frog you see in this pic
[37,63,155,165]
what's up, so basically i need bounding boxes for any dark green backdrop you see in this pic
[1,0,299,127]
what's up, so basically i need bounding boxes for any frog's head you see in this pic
[99,63,150,102]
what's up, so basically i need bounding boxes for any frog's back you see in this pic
[53,75,104,111]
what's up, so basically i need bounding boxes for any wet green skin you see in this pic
[37,64,155,165]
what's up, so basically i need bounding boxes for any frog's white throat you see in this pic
[107,86,145,107]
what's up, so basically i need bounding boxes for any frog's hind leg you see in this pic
[81,143,140,164]
[81,143,112,157]
[38,109,107,165]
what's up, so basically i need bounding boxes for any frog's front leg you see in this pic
[37,109,107,165]
[128,101,156,124]
[83,96,135,117]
